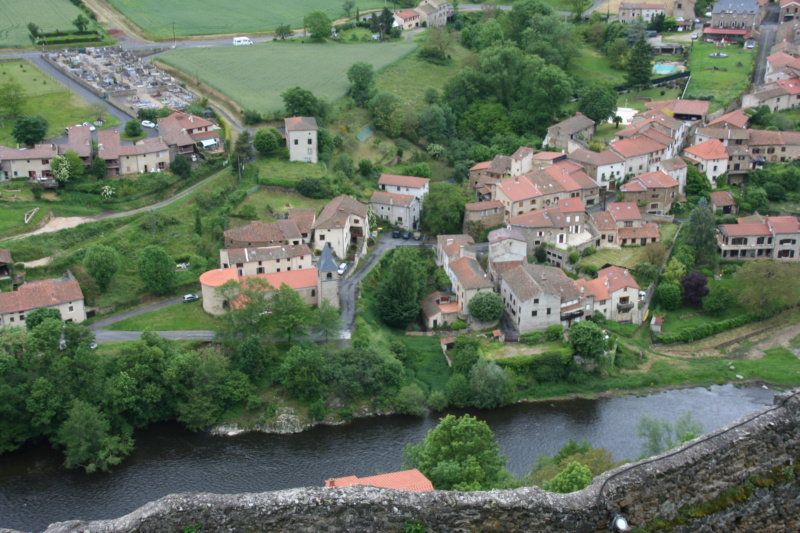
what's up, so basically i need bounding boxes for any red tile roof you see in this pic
[567,149,624,167]
[314,195,368,230]
[378,173,430,189]
[775,77,800,95]
[288,209,316,235]
[608,202,642,221]
[589,210,618,231]
[488,227,525,243]
[224,220,302,245]
[512,146,534,160]
[709,190,736,207]
[598,265,640,293]
[284,116,318,131]
[618,223,660,241]
[576,277,610,302]
[63,125,92,158]
[449,256,492,290]
[620,170,679,191]
[768,216,800,234]
[224,244,312,264]
[719,223,772,237]
[496,175,542,202]
[0,275,84,314]
[646,99,710,117]
[470,160,492,171]
[199,267,318,289]
[684,139,729,160]
[611,136,668,158]
[708,108,750,129]
[465,200,504,212]
[532,151,565,160]
[559,197,585,213]
[658,157,688,171]
[396,9,419,19]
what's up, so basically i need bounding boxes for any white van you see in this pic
[233,37,253,46]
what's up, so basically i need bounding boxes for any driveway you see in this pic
[753,4,780,86]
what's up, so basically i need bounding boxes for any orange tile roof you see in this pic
[658,157,688,171]
[620,170,679,191]
[598,265,640,293]
[469,160,492,171]
[707,108,750,129]
[284,116,318,131]
[576,277,610,303]
[224,220,302,245]
[314,195,368,230]
[589,210,618,231]
[288,209,316,235]
[0,275,84,314]
[646,99,709,117]
[608,202,642,221]
[199,267,318,290]
[768,216,800,234]
[449,256,492,290]
[511,146,534,160]
[465,200,503,212]
[775,77,800,95]
[611,136,668,158]
[709,190,736,207]
[684,139,729,161]
[553,159,584,173]
[324,469,433,491]
[719,223,771,237]
[370,190,415,207]
[618,223,660,241]
[397,9,419,18]
[378,173,430,189]
[559,197,585,213]
[532,151,564,160]
[437,234,474,249]
[496,175,542,202]
[509,207,571,228]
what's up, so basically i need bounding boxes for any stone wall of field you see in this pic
[45,390,800,533]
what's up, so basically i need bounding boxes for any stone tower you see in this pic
[317,243,340,309]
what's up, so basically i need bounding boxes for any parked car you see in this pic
[338,263,347,275]
[745,41,755,49]
[392,229,401,238]
[402,231,411,240]
[691,32,698,39]
[141,120,157,129]
[82,122,96,131]
[183,294,200,303]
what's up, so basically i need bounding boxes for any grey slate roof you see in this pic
[711,0,760,14]
[318,242,338,272]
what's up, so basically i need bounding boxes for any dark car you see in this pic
[392,229,401,238]
[402,231,411,240]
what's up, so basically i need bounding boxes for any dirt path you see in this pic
[84,0,150,43]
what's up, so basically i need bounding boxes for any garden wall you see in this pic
[44,390,800,533]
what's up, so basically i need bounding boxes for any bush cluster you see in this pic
[654,314,755,343]
[495,348,575,383]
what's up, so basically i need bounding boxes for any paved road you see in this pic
[94,329,215,342]
[754,5,780,87]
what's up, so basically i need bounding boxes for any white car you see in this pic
[82,122,96,131]
[691,32,698,39]
[338,263,347,275]
[141,120,157,129]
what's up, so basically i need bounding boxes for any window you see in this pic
[312,289,316,297]
[532,310,537,317]
[9,317,13,322]
[546,308,551,315]
[319,234,325,241]
[68,306,74,312]
[308,139,312,145]
[534,298,539,304]
[624,221,633,227]
[294,139,298,145]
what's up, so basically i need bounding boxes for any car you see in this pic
[338,262,347,275]
[402,231,411,240]
[90,342,98,350]
[141,120,157,129]
[691,32,698,39]
[183,294,200,303]
[82,122,96,131]
[745,41,755,49]
[392,229,401,238]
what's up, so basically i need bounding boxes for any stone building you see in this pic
[0,271,86,327]
[284,116,318,163]
[543,113,595,152]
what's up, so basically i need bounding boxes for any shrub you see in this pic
[580,264,598,277]
[519,331,545,345]
[583,246,596,256]
[451,319,468,330]
[237,204,258,220]
[545,324,564,342]
[654,314,756,343]
[568,252,580,264]
[656,282,682,311]
[394,384,427,416]
[427,390,448,411]
[468,292,503,322]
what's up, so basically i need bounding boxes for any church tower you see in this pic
[317,242,340,309]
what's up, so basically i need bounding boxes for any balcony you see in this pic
[560,309,584,320]
[617,302,635,313]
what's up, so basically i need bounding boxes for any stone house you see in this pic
[618,2,667,23]
[589,202,660,247]
[224,220,304,248]
[219,244,313,275]
[577,266,641,324]
[0,271,86,327]
[748,129,800,163]
[710,0,766,31]
[157,111,221,160]
[462,200,504,234]
[618,170,680,214]
[656,157,688,194]
[610,136,670,177]
[97,130,170,176]
[370,190,420,231]
[742,77,800,112]
[377,173,430,200]
[764,52,800,83]
[63,124,93,167]
[486,228,527,290]
[415,0,453,27]
[508,198,591,257]
[782,0,800,23]
[312,195,369,259]
[709,190,739,214]
[567,149,626,190]
[500,264,584,333]
[544,113,595,152]
[420,291,460,329]
[284,116,318,163]
[447,255,493,315]
[0,143,58,180]
[683,139,730,188]
[436,234,475,271]
[717,214,800,260]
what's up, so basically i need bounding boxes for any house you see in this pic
[324,469,433,492]
[782,0,800,23]
[415,0,453,27]
[421,291,461,329]
[370,190,420,230]
[510,146,535,176]
[543,162,602,207]
[284,116,318,163]
[710,0,766,32]
[656,157,688,194]
[199,267,327,315]
[462,200,505,234]
[158,111,221,160]
[645,99,710,124]
[312,195,369,259]
[692,127,752,182]
[621,110,688,157]
[219,244,313,275]
[63,124,93,166]
[0,271,86,327]
[683,139,730,187]
[286,208,316,243]
[742,77,800,112]
[500,264,584,333]
[748,129,800,163]
[224,220,304,248]
[317,242,341,309]
[436,234,475,269]
[394,9,421,29]
[447,255,493,314]
[0,143,58,180]
[544,113,596,152]
[618,170,680,214]
[717,214,800,260]
[577,266,641,324]
[96,130,170,176]
[618,3,667,23]
[468,160,493,189]
[610,136,670,176]
[567,149,625,190]
[764,52,800,82]
[589,202,660,247]
[486,228,527,289]
[709,190,739,214]
[708,108,750,129]
[377,173,430,200]
[672,0,697,20]
[0,249,11,280]
[508,198,593,260]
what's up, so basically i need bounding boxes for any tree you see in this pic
[607,38,629,70]
[625,37,653,91]
[393,384,427,416]
[124,120,143,138]
[686,199,717,262]
[230,335,274,379]
[73,14,90,32]
[214,278,273,345]
[422,182,469,235]
[685,165,711,195]
[311,298,342,342]
[369,91,405,137]
[469,359,514,409]
[90,155,107,179]
[279,344,328,401]
[304,10,332,40]
[90,101,108,122]
[50,155,71,184]
[578,83,617,124]
[233,130,255,174]
[423,28,456,60]
[281,86,326,118]
[0,79,25,117]
[275,24,293,39]
[11,115,48,146]
[468,292,504,322]
[569,321,605,359]
[703,287,734,315]
[641,242,668,267]
[542,461,593,493]
[84,245,120,292]
[137,245,175,296]
[25,307,62,331]
[735,261,800,316]
[270,283,311,343]
[746,186,769,212]
[656,282,682,311]
[663,257,687,285]
[633,262,659,284]
[343,0,356,17]
[403,414,513,491]
[253,127,280,154]
[347,62,376,106]
[27,22,39,40]
[450,336,482,375]
[54,400,133,473]
[377,248,426,328]
[681,272,709,308]
[170,154,191,179]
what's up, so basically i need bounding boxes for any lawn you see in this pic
[594,122,624,142]
[581,224,679,270]
[0,59,120,144]
[237,187,330,223]
[573,48,626,86]
[617,87,684,113]
[686,43,756,111]
[106,0,387,39]
[106,300,222,331]
[0,0,86,48]
[659,277,749,335]
[157,40,417,114]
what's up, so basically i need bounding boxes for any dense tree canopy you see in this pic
[304,10,332,40]
[578,83,618,124]
[422,182,469,235]
[347,62,375,106]
[681,272,709,308]
[625,38,653,91]
[84,245,120,292]
[137,245,175,296]
[12,115,48,146]
[569,321,605,359]
[734,261,800,316]
[376,248,427,328]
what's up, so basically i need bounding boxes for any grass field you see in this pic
[660,277,749,335]
[581,224,679,270]
[0,59,120,144]
[106,0,386,39]
[0,0,87,48]
[686,43,755,112]
[573,48,626,86]
[106,300,222,331]
[158,41,417,114]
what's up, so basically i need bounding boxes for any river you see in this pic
[0,384,777,532]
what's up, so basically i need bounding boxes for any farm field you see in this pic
[106,0,386,39]
[0,0,85,48]
[0,59,120,144]
[157,41,417,114]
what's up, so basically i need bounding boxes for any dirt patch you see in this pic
[489,343,557,359]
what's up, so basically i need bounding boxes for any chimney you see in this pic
[514,176,519,183]
[189,115,194,123]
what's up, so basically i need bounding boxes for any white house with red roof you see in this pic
[370,190,420,230]
[610,136,670,177]
[507,198,593,261]
[157,111,221,160]
[764,51,800,82]
[683,139,729,187]
[0,271,86,327]
[717,214,800,260]
[324,469,433,491]
[394,9,421,29]
[577,266,641,324]
[656,157,688,193]
[743,77,800,112]
[567,149,625,190]
[312,195,369,259]
[619,170,680,214]
[284,116,318,163]
[589,202,660,248]
[377,173,430,200]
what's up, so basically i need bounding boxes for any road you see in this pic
[753,4,780,87]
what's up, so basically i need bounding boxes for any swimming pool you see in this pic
[653,62,676,74]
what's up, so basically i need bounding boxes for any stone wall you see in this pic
[45,390,800,533]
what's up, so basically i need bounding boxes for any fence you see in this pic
[612,71,691,93]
